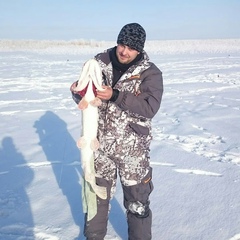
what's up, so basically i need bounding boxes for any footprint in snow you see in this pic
[174,168,222,177]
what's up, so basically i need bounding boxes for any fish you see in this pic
[73,59,107,200]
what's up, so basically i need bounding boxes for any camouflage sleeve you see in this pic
[115,64,163,119]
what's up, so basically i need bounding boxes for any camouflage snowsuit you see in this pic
[94,50,158,188]
[72,48,163,240]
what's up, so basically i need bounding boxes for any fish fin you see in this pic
[78,98,88,110]
[90,97,102,107]
[77,137,86,149]
[85,173,107,200]
[90,138,100,151]
[92,184,107,200]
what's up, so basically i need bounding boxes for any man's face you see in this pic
[116,44,139,64]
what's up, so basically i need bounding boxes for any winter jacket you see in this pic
[71,48,163,167]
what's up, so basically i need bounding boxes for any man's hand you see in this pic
[96,86,113,100]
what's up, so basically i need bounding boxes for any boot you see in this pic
[84,177,112,240]
[122,167,154,240]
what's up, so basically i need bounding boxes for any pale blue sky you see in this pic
[0,0,239,41]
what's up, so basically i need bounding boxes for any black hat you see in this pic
[117,23,146,52]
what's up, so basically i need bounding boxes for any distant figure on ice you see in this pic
[70,23,163,240]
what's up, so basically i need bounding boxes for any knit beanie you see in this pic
[117,23,146,52]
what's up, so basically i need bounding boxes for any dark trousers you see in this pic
[84,168,153,240]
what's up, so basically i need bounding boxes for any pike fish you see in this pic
[73,59,107,200]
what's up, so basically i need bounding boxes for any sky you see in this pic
[0,0,240,41]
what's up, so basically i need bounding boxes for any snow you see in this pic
[0,39,240,240]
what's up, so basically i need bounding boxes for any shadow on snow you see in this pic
[34,111,127,239]
[0,137,34,239]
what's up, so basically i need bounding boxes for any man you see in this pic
[71,23,163,240]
